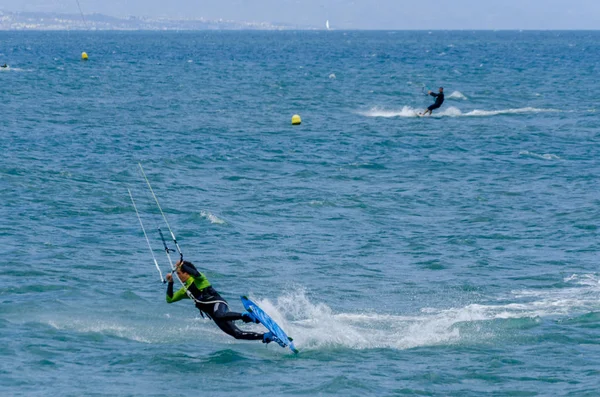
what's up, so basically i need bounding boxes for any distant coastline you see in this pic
[0,11,301,31]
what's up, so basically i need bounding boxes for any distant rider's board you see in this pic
[241,296,299,354]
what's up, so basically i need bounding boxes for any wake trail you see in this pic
[252,274,600,351]
[359,106,560,118]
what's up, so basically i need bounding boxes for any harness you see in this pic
[184,282,228,320]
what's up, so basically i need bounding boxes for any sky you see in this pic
[1,0,599,30]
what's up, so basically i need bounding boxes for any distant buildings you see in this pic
[0,11,293,30]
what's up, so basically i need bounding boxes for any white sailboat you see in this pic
[325,20,330,30]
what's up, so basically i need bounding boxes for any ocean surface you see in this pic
[1,31,600,396]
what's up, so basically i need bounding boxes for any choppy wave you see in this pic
[359,106,560,118]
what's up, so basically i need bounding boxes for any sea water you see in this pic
[1,31,599,396]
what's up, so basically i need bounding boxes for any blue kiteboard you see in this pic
[241,296,299,354]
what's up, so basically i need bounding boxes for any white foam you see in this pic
[460,107,559,117]
[244,291,477,350]
[564,273,600,286]
[250,295,483,350]
[1,66,32,72]
[508,274,600,315]
[200,210,226,225]
[0,66,26,72]
[519,150,561,160]
[250,277,600,351]
[358,106,421,118]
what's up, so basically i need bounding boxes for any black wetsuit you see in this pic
[167,278,264,341]
[428,92,445,111]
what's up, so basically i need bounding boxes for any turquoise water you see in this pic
[1,31,600,396]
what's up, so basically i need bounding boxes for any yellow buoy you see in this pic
[291,114,301,125]
[81,52,88,60]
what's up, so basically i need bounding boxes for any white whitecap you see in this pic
[200,210,226,225]
[448,91,468,100]
[519,151,560,160]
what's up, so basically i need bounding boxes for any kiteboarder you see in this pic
[166,259,276,343]
[420,87,445,116]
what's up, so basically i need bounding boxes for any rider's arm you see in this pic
[166,278,193,303]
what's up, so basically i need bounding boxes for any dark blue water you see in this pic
[1,31,599,396]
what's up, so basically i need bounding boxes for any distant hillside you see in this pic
[0,11,298,30]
